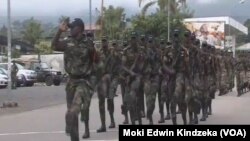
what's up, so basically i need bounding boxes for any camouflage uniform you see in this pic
[235,55,244,96]
[187,38,201,125]
[120,40,129,124]
[96,38,118,133]
[122,33,144,125]
[207,48,217,115]
[138,35,147,118]
[159,41,176,123]
[218,51,230,96]
[171,30,190,125]
[11,62,18,89]
[52,20,96,140]
[143,36,161,124]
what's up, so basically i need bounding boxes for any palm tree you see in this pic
[138,0,187,17]
[96,5,126,39]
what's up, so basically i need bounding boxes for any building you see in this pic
[0,35,35,55]
[183,16,248,51]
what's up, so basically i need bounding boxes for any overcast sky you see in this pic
[0,0,249,23]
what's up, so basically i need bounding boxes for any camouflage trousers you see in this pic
[219,72,230,95]
[190,75,202,115]
[208,75,217,100]
[159,75,175,118]
[171,73,192,125]
[65,78,94,141]
[228,71,235,91]
[199,75,214,121]
[97,74,118,126]
[11,75,17,89]
[236,71,243,95]
[144,75,159,121]
[124,76,142,124]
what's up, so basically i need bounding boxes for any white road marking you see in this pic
[0,129,118,136]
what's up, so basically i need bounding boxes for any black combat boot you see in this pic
[123,113,129,124]
[82,121,90,139]
[109,114,116,128]
[148,116,153,125]
[158,113,165,123]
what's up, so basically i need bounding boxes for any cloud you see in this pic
[195,0,218,4]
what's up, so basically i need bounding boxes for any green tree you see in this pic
[58,15,69,23]
[21,17,43,46]
[132,11,186,39]
[35,41,52,55]
[96,5,126,39]
[12,49,21,58]
[138,0,189,17]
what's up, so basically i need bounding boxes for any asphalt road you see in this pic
[0,85,250,141]
[0,84,66,116]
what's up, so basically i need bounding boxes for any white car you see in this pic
[0,63,37,87]
[0,73,8,88]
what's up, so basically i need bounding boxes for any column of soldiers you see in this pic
[52,18,248,141]
[235,51,250,96]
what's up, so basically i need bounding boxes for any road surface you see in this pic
[0,85,250,141]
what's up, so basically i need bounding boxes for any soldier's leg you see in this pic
[65,81,79,141]
[107,78,119,128]
[128,92,136,125]
[186,94,194,125]
[208,83,216,115]
[193,95,200,124]
[134,77,142,125]
[66,82,93,139]
[171,74,183,125]
[145,77,158,125]
[107,98,115,128]
[120,79,129,124]
[80,84,93,139]
[159,79,166,123]
[165,79,174,120]
[96,83,106,133]
[138,81,145,118]
[200,91,209,121]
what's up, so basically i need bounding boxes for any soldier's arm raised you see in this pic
[51,21,69,52]
[51,30,67,52]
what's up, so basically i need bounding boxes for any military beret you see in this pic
[101,36,107,42]
[166,41,172,46]
[173,29,179,37]
[112,41,117,46]
[131,31,137,37]
[69,18,85,29]
[184,30,191,37]
[86,32,93,37]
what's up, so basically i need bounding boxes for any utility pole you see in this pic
[7,0,12,98]
[4,0,18,108]
[89,0,92,30]
[100,0,104,37]
[167,0,170,42]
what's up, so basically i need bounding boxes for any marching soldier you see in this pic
[121,32,144,125]
[96,37,117,133]
[52,18,96,140]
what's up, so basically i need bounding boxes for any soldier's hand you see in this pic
[59,21,69,32]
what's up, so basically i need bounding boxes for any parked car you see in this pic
[0,63,37,87]
[0,73,8,88]
[28,61,62,86]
